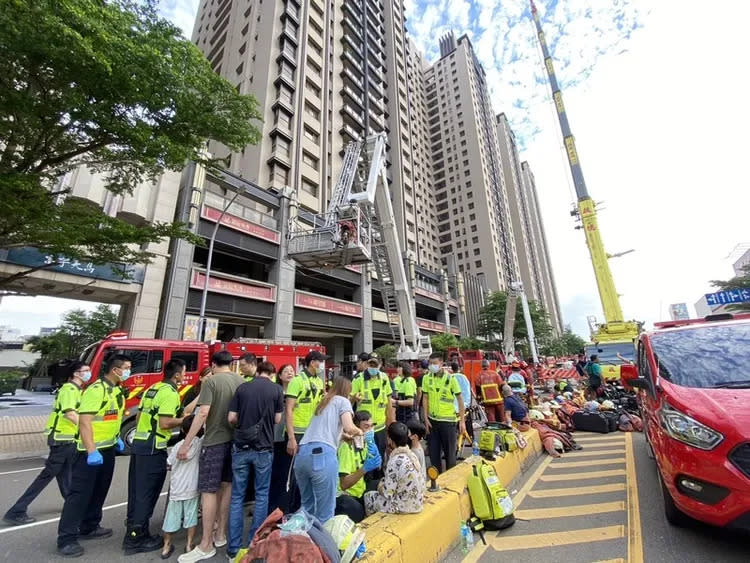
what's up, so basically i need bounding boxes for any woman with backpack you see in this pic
[293,376,365,523]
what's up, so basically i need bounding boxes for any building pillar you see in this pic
[265,187,296,340]
[353,270,373,354]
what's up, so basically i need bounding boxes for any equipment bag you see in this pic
[572,411,611,434]
[478,429,503,457]
[601,411,620,432]
[485,422,518,452]
[467,460,515,531]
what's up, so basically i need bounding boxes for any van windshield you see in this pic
[650,323,750,388]
[79,341,101,366]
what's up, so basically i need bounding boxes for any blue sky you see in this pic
[3,0,749,338]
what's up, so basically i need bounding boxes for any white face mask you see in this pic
[119,368,132,382]
[429,364,441,374]
[78,371,91,383]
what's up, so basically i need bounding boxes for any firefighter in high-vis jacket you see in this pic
[351,353,395,463]
[123,359,186,555]
[56,354,130,558]
[3,362,88,526]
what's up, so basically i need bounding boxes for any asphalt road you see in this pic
[0,389,55,417]
[444,432,748,563]
[0,455,228,563]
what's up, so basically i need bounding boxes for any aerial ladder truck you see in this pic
[502,282,539,365]
[287,133,432,360]
[530,0,640,379]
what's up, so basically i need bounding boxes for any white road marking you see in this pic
[0,491,168,534]
[0,467,45,476]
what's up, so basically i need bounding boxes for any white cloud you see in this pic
[0,297,114,336]
[158,0,199,38]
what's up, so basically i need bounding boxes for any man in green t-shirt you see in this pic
[4,362,88,526]
[334,411,380,523]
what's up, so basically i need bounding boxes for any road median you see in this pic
[0,415,48,460]
[359,428,543,563]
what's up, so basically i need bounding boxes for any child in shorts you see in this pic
[162,416,203,559]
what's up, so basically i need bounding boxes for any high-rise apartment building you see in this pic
[496,114,545,297]
[423,33,520,292]
[520,161,563,334]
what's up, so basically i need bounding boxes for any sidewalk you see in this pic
[0,415,48,460]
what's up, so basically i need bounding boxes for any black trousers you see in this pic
[126,451,167,531]
[335,494,365,523]
[268,441,293,515]
[427,419,458,474]
[6,442,75,517]
[57,448,116,548]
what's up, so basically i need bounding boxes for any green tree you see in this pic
[711,264,750,312]
[430,333,459,355]
[477,291,553,352]
[29,304,119,361]
[0,0,262,288]
[373,344,397,367]
[542,327,586,357]
[458,336,485,351]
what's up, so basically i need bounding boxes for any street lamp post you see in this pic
[198,189,241,341]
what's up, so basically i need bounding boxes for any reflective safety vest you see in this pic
[337,441,367,499]
[76,379,125,451]
[45,381,82,444]
[133,381,181,451]
[393,376,417,421]
[353,372,391,432]
[423,372,460,422]
[288,370,324,434]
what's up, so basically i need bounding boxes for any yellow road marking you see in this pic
[548,458,626,468]
[574,437,626,445]
[488,525,624,551]
[626,433,644,563]
[529,483,625,498]
[564,449,626,457]
[595,559,626,563]
[575,434,626,441]
[579,442,629,450]
[540,469,626,482]
[512,455,553,508]
[515,501,625,520]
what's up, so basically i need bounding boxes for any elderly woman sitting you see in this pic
[502,384,531,432]
[364,422,425,516]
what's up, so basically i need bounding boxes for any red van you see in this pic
[626,313,750,529]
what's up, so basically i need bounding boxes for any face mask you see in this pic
[429,364,440,374]
[120,369,132,382]
[79,371,91,383]
[364,430,375,444]
[367,367,379,376]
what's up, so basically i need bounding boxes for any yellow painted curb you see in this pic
[359,429,543,563]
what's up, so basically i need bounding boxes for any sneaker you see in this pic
[177,546,217,563]
[2,513,35,526]
[57,542,84,558]
[79,526,113,540]
[123,533,163,556]
[213,533,227,548]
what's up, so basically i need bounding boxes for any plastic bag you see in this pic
[280,508,315,536]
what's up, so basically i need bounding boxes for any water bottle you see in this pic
[460,521,474,554]
[472,440,480,457]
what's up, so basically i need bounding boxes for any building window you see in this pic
[472,236,479,244]
[303,126,319,143]
[304,101,320,120]
[302,151,319,170]
[475,260,482,268]
[301,178,319,196]
[273,137,290,156]
[473,248,480,256]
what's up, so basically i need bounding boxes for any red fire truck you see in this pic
[78,332,325,452]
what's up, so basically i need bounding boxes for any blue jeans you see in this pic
[228,447,273,555]
[293,442,338,523]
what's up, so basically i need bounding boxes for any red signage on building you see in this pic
[190,270,276,302]
[416,318,460,336]
[201,205,281,244]
[415,287,445,302]
[295,291,363,318]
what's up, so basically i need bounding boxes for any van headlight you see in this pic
[660,404,723,450]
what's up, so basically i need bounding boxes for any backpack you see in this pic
[467,460,515,530]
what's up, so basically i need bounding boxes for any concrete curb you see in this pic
[0,450,48,462]
[358,429,543,563]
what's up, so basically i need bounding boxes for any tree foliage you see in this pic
[541,327,586,357]
[28,304,118,361]
[458,336,485,351]
[373,344,397,367]
[477,291,553,351]
[430,333,459,355]
[0,0,262,287]
[711,264,750,312]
